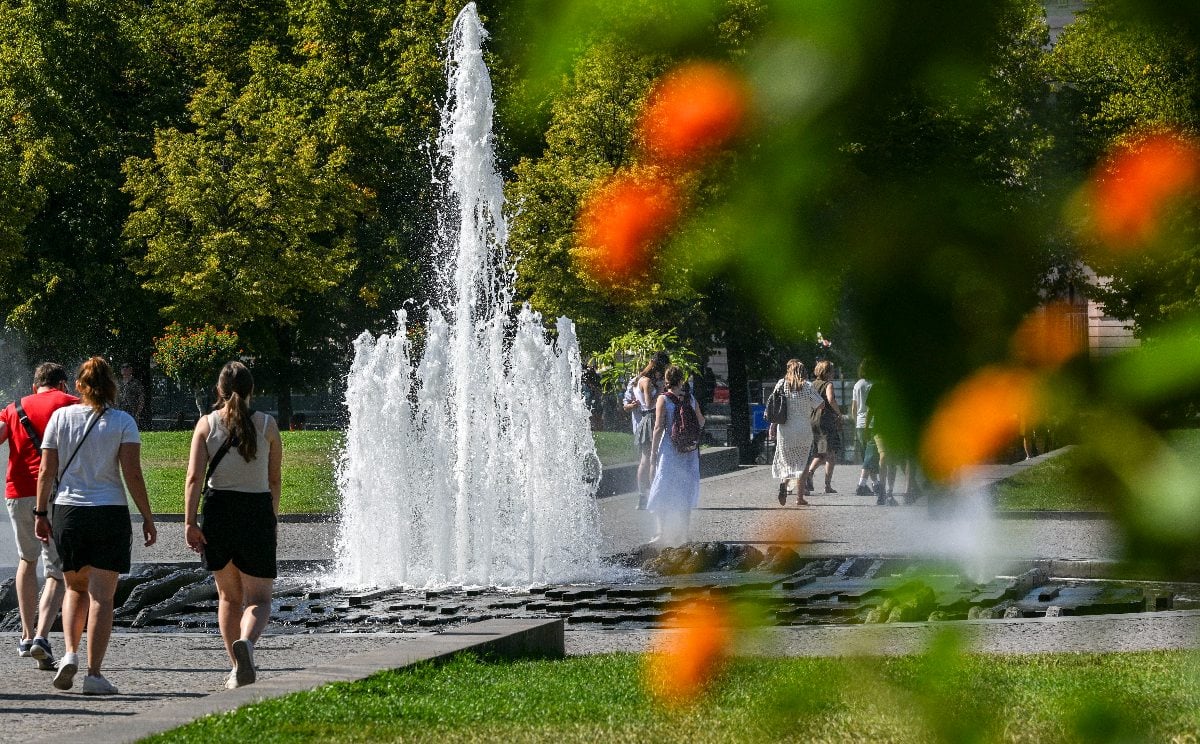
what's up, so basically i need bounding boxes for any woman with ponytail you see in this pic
[184,361,282,690]
[34,357,157,694]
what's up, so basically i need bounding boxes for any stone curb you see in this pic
[595,446,741,497]
[42,618,564,744]
[993,510,1110,521]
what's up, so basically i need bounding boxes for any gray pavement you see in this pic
[0,631,429,740]
[567,610,1200,656]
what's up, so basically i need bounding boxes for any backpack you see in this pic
[668,391,702,453]
[810,381,828,428]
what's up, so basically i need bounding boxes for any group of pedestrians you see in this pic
[622,352,704,546]
[1,358,280,694]
[771,358,920,507]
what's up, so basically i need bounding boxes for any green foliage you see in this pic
[152,323,240,392]
[145,651,1200,743]
[1050,0,1200,337]
[592,327,700,392]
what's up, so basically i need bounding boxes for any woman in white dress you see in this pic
[645,365,704,546]
[771,359,823,506]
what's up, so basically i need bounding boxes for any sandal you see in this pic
[796,493,809,506]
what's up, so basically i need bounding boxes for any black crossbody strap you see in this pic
[56,407,106,491]
[204,410,254,487]
[14,399,42,450]
[204,434,239,487]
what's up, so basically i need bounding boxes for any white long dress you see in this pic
[771,379,824,479]
[645,393,700,546]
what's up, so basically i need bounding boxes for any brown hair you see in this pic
[33,362,67,389]
[75,357,117,414]
[785,359,806,391]
[640,351,670,381]
[813,360,833,381]
[215,361,257,462]
[664,365,685,389]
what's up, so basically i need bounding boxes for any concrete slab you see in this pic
[9,618,563,744]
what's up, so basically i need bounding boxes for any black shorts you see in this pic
[201,489,277,579]
[53,504,132,574]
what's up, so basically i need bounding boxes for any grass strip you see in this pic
[140,430,638,514]
[144,649,1200,743]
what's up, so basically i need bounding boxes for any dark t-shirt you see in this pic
[2,389,80,498]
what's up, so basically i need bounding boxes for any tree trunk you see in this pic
[193,387,206,417]
[275,325,294,429]
[726,332,753,464]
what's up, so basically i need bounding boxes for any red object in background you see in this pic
[577,172,679,282]
[1091,131,1200,250]
[638,62,748,166]
[712,380,729,404]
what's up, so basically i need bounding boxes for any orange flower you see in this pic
[638,62,748,166]
[645,596,732,705]
[1091,131,1200,250]
[577,171,679,282]
[1009,301,1084,370]
[921,366,1040,482]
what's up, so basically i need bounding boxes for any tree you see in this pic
[1049,0,1200,336]
[153,323,241,414]
[0,0,167,368]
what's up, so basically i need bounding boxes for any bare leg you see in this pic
[238,575,274,644]
[15,559,38,639]
[213,563,244,666]
[62,569,89,655]
[84,569,119,677]
[35,575,64,639]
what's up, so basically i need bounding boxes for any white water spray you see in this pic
[334,4,603,588]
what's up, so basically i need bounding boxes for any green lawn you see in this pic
[140,431,342,514]
[141,430,637,514]
[994,429,1200,512]
[144,650,1200,743]
[991,446,1097,512]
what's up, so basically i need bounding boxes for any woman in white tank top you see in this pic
[183,361,282,690]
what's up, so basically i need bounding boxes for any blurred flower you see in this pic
[638,62,748,166]
[645,596,733,705]
[1090,131,1200,250]
[577,171,679,282]
[921,366,1040,481]
[1010,301,1084,370]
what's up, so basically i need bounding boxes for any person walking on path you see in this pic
[34,357,157,694]
[771,360,824,506]
[117,363,145,426]
[805,360,847,494]
[646,365,704,546]
[184,361,282,690]
[0,362,77,669]
[850,359,880,496]
[633,351,670,506]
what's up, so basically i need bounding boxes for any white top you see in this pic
[852,378,873,428]
[205,410,275,492]
[43,404,140,507]
[623,377,640,431]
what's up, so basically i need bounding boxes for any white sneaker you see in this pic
[53,652,78,690]
[82,674,119,695]
[232,639,256,687]
[224,669,240,690]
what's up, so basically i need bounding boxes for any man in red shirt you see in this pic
[0,362,78,669]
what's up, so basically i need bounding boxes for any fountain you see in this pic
[333,3,604,589]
